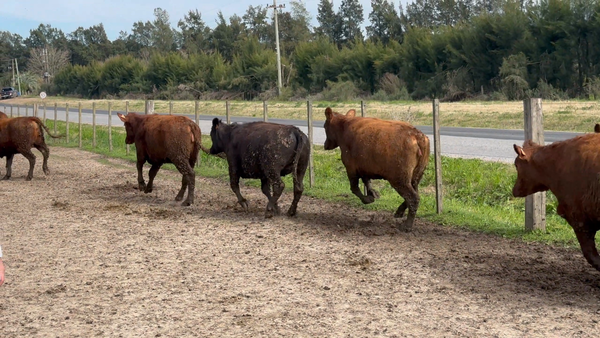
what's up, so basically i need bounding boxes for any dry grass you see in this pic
[3,96,600,132]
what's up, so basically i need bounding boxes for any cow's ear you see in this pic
[212,117,220,127]
[325,107,333,120]
[513,144,527,159]
[346,109,356,117]
[117,113,127,123]
[595,123,600,133]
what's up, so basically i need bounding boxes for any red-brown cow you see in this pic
[512,135,600,273]
[0,111,7,119]
[323,107,430,231]
[117,113,207,206]
[0,116,61,180]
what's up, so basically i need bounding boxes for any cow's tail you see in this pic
[412,131,430,187]
[291,128,307,181]
[33,117,63,138]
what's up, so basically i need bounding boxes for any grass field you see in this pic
[4,96,600,132]
[41,119,579,250]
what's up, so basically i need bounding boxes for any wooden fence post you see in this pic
[307,100,314,188]
[125,101,130,155]
[433,99,443,214]
[65,103,70,144]
[53,103,57,136]
[78,102,82,148]
[10,105,13,117]
[17,105,20,117]
[108,102,113,152]
[523,98,546,231]
[34,103,38,117]
[226,100,231,124]
[92,102,97,148]
[145,100,154,115]
[43,103,47,124]
[195,100,200,168]
[263,101,268,122]
[169,101,173,115]
[361,100,366,117]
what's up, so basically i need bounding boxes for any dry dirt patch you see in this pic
[0,147,599,337]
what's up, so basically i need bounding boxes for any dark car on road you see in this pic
[1,87,17,99]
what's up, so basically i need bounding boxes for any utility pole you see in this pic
[11,59,15,87]
[267,0,285,96]
[15,58,22,95]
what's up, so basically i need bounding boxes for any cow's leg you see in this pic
[230,172,248,211]
[348,172,375,204]
[20,149,37,181]
[145,163,162,194]
[261,178,272,199]
[362,178,380,199]
[35,143,50,175]
[174,161,195,206]
[574,225,600,272]
[136,158,146,191]
[2,154,14,180]
[391,180,420,231]
[265,175,284,218]
[287,159,307,217]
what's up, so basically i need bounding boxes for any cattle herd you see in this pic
[0,108,599,276]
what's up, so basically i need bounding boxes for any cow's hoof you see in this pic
[144,187,153,194]
[397,220,413,232]
[25,176,33,181]
[239,200,249,211]
[361,195,375,204]
[265,210,274,219]
[287,208,297,217]
[175,194,184,202]
[138,183,146,191]
[181,201,192,207]
[274,204,281,215]
[43,168,50,175]
[1,176,10,180]
[394,211,405,218]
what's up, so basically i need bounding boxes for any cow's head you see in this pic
[512,141,548,197]
[210,118,228,155]
[117,113,136,144]
[324,108,356,150]
[594,123,600,133]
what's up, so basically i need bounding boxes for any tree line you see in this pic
[2,0,600,101]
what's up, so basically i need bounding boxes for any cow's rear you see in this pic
[0,117,60,180]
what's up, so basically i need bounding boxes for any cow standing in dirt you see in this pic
[117,113,206,206]
[323,107,430,231]
[209,118,309,218]
[0,116,61,180]
[513,135,600,273]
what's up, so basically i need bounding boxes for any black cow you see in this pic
[209,118,309,218]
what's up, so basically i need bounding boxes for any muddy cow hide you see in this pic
[118,113,207,206]
[323,107,430,231]
[209,118,309,218]
[512,135,600,273]
[0,116,61,180]
[0,111,7,119]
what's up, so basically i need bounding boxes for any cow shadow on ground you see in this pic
[292,209,600,311]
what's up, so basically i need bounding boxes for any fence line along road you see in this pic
[1,103,583,164]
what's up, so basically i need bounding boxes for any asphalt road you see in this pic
[2,104,586,163]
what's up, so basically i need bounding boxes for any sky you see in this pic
[0,0,406,41]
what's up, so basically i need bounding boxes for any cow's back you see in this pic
[229,122,306,178]
[340,117,428,180]
[540,134,600,219]
[138,115,201,163]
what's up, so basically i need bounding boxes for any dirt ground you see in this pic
[1,147,600,337]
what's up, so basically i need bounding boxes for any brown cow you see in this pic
[0,116,61,180]
[512,135,600,273]
[117,113,207,206]
[323,107,430,231]
[0,111,7,119]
